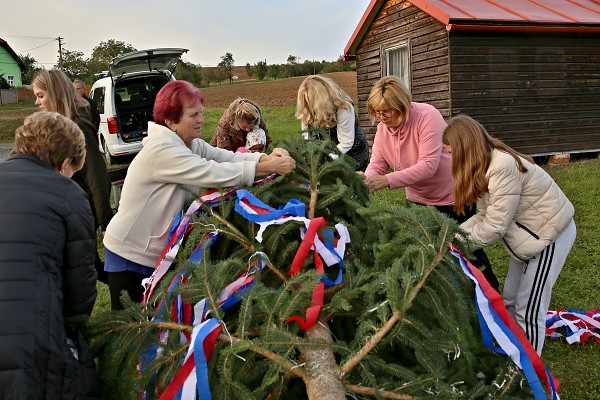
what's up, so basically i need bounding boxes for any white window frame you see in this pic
[384,42,410,89]
[7,75,15,87]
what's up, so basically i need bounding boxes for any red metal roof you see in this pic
[344,0,600,58]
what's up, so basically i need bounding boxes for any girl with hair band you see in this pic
[210,97,273,151]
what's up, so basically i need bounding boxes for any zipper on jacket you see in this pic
[515,222,540,240]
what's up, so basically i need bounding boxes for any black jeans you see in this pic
[414,202,500,293]
[107,270,147,310]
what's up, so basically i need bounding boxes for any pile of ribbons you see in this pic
[448,244,560,400]
[546,308,600,344]
[140,187,349,399]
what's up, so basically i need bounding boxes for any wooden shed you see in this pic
[344,0,600,156]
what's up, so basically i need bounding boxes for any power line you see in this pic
[15,38,57,54]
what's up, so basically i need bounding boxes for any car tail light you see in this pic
[107,118,119,134]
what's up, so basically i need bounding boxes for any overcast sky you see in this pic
[2,0,367,68]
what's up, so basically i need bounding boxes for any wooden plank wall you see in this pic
[354,0,450,145]
[449,32,600,156]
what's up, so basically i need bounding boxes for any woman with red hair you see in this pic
[103,80,296,310]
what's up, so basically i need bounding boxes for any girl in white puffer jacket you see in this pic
[442,114,576,355]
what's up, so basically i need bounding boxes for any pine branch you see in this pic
[264,259,288,283]
[308,180,318,219]
[499,369,520,398]
[218,333,309,381]
[341,310,402,374]
[203,205,254,252]
[345,384,418,400]
[341,245,444,375]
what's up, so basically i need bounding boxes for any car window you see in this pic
[91,87,106,114]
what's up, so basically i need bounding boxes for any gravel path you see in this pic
[0,143,13,160]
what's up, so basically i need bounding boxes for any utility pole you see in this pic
[57,36,64,70]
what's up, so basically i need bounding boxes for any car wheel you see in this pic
[102,137,114,165]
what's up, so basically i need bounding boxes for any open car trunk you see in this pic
[107,48,188,144]
[114,74,171,143]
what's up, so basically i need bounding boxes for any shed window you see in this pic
[385,45,409,88]
[7,75,15,87]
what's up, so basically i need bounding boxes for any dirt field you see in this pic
[201,71,358,108]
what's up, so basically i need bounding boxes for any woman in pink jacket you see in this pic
[363,75,499,291]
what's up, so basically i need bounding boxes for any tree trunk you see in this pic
[301,319,346,400]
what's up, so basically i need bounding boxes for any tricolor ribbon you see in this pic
[234,190,350,330]
[143,178,275,305]
[448,244,560,400]
[546,308,600,344]
[158,252,268,400]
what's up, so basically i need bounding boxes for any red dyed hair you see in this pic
[153,80,205,126]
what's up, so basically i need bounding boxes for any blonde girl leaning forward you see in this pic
[443,114,576,355]
[296,75,369,171]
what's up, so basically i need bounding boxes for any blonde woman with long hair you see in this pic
[32,68,113,284]
[443,114,576,355]
[296,75,369,171]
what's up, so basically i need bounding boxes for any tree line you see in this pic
[10,40,355,88]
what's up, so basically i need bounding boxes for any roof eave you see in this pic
[0,39,27,70]
[343,0,385,60]
[446,22,600,33]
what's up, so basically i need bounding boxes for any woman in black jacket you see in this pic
[33,69,113,284]
[0,111,99,399]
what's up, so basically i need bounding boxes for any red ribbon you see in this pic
[286,218,327,330]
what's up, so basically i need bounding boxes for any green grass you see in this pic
[0,100,37,143]
[0,99,36,110]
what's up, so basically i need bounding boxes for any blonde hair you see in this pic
[13,111,86,172]
[442,114,534,214]
[223,98,261,130]
[295,75,352,129]
[366,76,412,125]
[32,69,88,120]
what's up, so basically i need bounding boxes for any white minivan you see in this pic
[89,48,188,164]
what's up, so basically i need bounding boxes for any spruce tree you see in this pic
[88,138,532,399]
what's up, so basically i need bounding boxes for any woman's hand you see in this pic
[255,151,296,176]
[269,147,290,157]
[363,174,390,193]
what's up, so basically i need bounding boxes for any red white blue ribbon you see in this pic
[158,253,268,400]
[546,309,600,344]
[142,179,273,305]
[448,244,560,400]
[234,190,349,329]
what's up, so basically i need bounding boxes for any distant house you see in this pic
[0,38,26,88]
[344,0,600,156]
